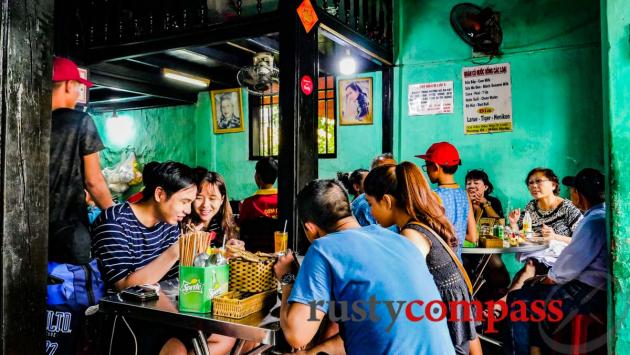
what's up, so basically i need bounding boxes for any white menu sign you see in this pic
[408,81,453,116]
[462,63,512,134]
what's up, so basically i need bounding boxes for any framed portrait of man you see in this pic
[211,88,245,134]
[339,77,373,125]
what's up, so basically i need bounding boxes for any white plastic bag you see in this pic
[102,153,140,194]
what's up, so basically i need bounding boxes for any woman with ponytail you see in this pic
[364,162,480,355]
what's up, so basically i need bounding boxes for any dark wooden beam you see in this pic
[188,47,249,70]
[85,13,281,64]
[90,94,152,105]
[382,66,394,154]
[131,54,238,87]
[89,89,140,102]
[316,8,393,66]
[89,97,188,113]
[245,36,280,54]
[277,0,319,253]
[90,72,198,103]
[0,0,53,353]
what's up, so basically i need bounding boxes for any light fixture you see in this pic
[106,110,135,148]
[168,49,211,63]
[162,68,210,88]
[339,49,357,75]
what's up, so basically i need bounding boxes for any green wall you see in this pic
[92,70,384,201]
[394,0,604,276]
[601,0,630,351]
[319,71,383,179]
[92,105,197,198]
[395,0,604,211]
[194,90,257,200]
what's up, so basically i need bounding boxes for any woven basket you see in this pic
[481,237,504,248]
[212,289,277,319]
[229,256,276,292]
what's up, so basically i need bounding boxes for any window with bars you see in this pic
[249,75,337,159]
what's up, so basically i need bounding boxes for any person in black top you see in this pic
[464,169,510,303]
[465,169,504,219]
[50,57,113,264]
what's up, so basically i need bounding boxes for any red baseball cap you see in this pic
[415,142,461,166]
[52,57,93,87]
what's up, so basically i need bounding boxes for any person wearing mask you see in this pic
[273,179,455,354]
[506,168,607,355]
[417,142,478,258]
[50,57,114,264]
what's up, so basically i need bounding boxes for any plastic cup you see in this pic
[274,231,288,253]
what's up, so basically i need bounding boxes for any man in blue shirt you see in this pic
[274,179,454,355]
[506,168,607,355]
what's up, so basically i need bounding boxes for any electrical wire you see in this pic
[122,316,138,355]
[108,315,117,355]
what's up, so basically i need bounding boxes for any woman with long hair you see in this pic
[364,162,480,355]
[184,167,237,245]
[343,82,370,121]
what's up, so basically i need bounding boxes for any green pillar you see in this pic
[602,0,630,352]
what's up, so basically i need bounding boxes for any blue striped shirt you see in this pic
[434,187,470,258]
[91,203,180,285]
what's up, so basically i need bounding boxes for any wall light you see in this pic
[106,111,135,148]
[339,49,357,75]
[162,68,210,88]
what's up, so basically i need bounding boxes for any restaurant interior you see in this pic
[1,0,629,354]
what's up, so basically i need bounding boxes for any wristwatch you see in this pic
[280,272,296,286]
[482,202,491,208]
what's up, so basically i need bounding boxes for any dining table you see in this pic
[98,279,281,355]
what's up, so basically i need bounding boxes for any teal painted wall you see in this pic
[92,105,197,199]
[395,0,604,211]
[93,70,384,202]
[319,71,383,179]
[194,90,257,201]
[395,0,604,275]
[601,0,630,352]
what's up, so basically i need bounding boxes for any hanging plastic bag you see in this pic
[102,152,141,194]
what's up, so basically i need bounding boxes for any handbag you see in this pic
[407,221,473,294]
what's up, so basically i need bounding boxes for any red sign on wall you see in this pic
[297,0,318,33]
[300,75,314,95]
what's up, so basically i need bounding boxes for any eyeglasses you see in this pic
[422,164,435,173]
[527,179,551,186]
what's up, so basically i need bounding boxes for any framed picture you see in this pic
[77,67,89,106]
[339,77,373,125]
[211,88,245,134]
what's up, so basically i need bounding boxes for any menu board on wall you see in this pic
[408,81,453,116]
[462,63,512,134]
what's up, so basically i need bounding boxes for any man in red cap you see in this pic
[50,57,113,264]
[416,142,478,258]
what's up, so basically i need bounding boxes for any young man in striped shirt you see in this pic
[92,161,239,355]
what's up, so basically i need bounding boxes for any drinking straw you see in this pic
[283,220,287,234]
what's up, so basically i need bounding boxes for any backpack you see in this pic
[46,260,105,355]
